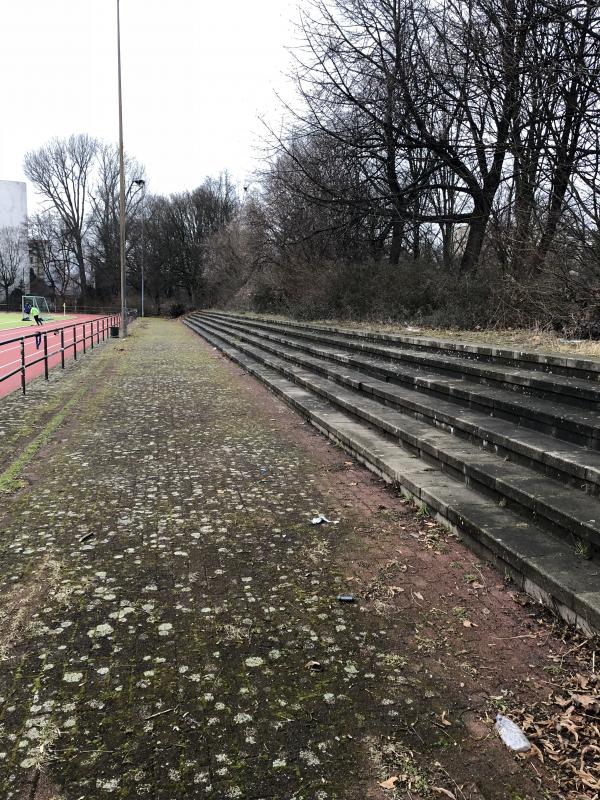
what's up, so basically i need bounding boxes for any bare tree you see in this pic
[533,0,600,267]
[281,0,425,265]
[24,134,99,296]
[29,211,77,301]
[128,176,238,314]
[0,226,24,307]
[275,0,541,271]
[87,142,145,299]
[161,175,238,305]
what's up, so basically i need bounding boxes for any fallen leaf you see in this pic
[441,710,452,727]
[462,619,478,628]
[576,673,589,689]
[471,582,485,590]
[378,776,399,790]
[413,591,424,601]
[432,788,457,799]
[571,694,600,712]
[555,695,572,708]
[304,660,323,671]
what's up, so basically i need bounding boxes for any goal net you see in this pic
[22,295,54,320]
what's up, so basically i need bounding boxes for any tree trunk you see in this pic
[441,222,454,271]
[372,220,393,262]
[412,223,420,261]
[389,217,404,266]
[533,11,593,272]
[512,172,537,274]
[74,235,87,297]
[459,203,491,273]
[534,162,574,270]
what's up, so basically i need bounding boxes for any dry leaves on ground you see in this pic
[514,667,600,798]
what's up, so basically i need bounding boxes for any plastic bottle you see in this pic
[495,714,531,752]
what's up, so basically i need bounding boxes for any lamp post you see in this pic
[117,0,127,338]
[132,179,146,317]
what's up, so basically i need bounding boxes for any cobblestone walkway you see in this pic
[0,320,539,800]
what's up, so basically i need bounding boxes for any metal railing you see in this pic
[0,313,121,395]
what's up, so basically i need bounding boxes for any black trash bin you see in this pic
[110,325,120,338]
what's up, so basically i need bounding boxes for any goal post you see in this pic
[22,295,54,320]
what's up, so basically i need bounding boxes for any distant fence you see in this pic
[65,306,138,316]
[0,314,121,397]
[60,306,139,318]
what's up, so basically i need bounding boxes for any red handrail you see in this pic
[0,313,121,395]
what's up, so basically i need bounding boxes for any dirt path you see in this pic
[0,319,595,799]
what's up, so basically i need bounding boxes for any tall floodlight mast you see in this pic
[117,0,128,337]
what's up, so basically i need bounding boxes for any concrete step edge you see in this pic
[195,313,600,448]
[185,318,600,635]
[198,315,600,490]
[192,317,600,552]
[201,310,600,379]
[199,312,600,407]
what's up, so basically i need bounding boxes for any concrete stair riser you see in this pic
[191,317,600,557]
[203,310,600,381]
[185,318,600,635]
[198,313,600,449]
[195,315,600,493]
[204,311,600,410]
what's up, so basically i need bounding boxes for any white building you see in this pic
[0,180,29,299]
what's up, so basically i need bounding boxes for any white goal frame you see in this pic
[22,295,54,320]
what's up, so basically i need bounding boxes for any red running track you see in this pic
[0,314,121,399]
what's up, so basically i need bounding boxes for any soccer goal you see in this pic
[22,295,54,321]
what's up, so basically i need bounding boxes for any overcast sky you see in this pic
[0,0,298,208]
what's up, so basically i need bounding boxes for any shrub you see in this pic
[169,302,187,318]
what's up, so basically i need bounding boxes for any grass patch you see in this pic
[0,381,90,493]
[0,312,72,330]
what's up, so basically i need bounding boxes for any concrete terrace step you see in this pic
[192,315,600,555]
[184,316,600,634]
[199,312,600,450]
[204,311,600,381]
[205,311,600,410]
[193,314,600,494]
